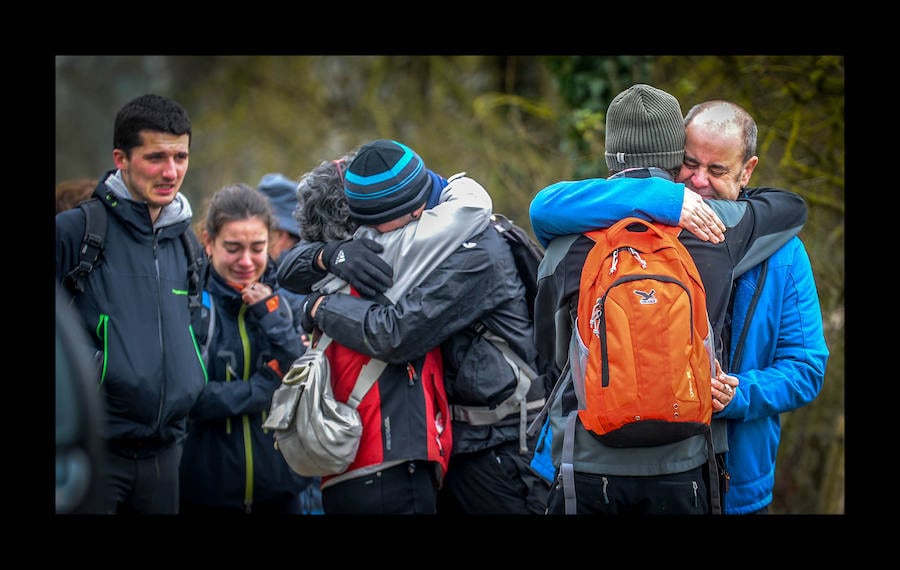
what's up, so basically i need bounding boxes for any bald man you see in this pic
[677,101,828,514]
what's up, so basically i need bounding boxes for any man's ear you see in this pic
[740,156,759,187]
[112,148,128,170]
[411,202,427,219]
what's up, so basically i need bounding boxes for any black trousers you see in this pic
[545,463,709,515]
[180,492,303,514]
[322,460,439,514]
[437,440,550,515]
[103,442,182,514]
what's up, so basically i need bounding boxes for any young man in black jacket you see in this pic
[56,94,207,514]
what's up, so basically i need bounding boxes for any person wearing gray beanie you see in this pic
[527,83,809,515]
[604,83,685,173]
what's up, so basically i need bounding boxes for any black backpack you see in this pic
[63,197,206,326]
[489,213,544,320]
[457,213,549,454]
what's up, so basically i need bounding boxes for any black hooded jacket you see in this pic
[55,170,207,453]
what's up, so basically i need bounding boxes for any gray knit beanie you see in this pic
[604,84,685,172]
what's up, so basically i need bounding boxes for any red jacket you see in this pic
[321,341,452,488]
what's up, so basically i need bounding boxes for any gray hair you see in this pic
[295,151,359,242]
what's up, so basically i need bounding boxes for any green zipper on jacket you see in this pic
[224,303,250,435]
[95,314,109,387]
[237,304,255,512]
[189,322,209,384]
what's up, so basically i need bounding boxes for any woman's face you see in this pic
[206,217,269,287]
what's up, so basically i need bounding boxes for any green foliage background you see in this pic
[55,55,844,514]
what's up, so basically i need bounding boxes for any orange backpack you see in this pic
[570,217,715,447]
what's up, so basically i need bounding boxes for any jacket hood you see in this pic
[104,169,193,230]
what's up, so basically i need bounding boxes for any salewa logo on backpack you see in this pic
[635,289,657,304]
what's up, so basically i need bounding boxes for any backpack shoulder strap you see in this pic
[730,258,769,371]
[491,213,545,261]
[64,197,107,295]
[347,357,387,408]
[526,359,570,437]
[313,333,385,409]
[199,290,216,365]
[456,322,546,453]
[180,227,204,313]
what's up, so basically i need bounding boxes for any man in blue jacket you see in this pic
[56,94,207,514]
[678,101,828,514]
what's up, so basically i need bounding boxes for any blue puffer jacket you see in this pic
[717,236,828,514]
[179,263,310,511]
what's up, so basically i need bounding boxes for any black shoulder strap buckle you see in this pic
[64,198,107,295]
[180,229,204,311]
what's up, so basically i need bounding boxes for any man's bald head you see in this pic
[684,100,757,163]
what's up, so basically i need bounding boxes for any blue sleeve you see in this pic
[716,240,829,420]
[55,208,84,285]
[529,177,684,247]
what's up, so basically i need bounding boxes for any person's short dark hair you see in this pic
[113,94,192,158]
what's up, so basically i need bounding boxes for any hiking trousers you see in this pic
[103,441,182,514]
[437,440,550,515]
[545,463,709,515]
[322,460,439,514]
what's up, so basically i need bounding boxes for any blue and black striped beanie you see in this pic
[344,139,432,225]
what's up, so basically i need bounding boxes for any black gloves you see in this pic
[319,238,394,298]
[300,291,324,334]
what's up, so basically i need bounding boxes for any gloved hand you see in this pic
[319,238,394,298]
[300,291,325,334]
